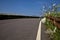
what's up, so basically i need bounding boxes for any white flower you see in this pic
[45,28,53,34]
[53,27,57,33]
[41,17,46,23]
[45,27,57,34]
[49,11,51,14]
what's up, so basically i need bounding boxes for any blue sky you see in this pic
[0,0,60,16]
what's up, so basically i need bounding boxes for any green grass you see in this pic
[45,12,60,40]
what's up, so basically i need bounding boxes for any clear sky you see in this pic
[0,0,60,16]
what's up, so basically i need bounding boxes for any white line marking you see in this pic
[36,21,41,40]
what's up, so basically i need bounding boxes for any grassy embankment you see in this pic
[45,12,60,40]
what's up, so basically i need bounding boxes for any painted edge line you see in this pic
[36,20,41,40]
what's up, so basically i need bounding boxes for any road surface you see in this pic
[0,18,50,40]
[0,18,40,40]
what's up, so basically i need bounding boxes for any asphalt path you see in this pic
[0,18,40,40]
